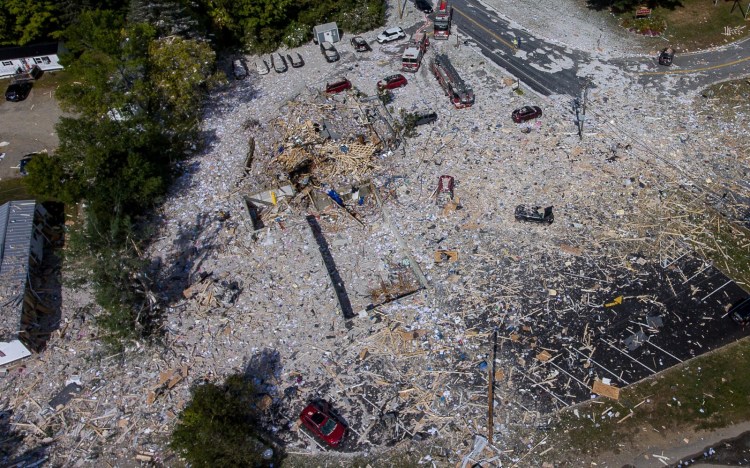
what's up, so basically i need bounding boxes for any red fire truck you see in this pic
[433,0,452,40]
[401,34,429,72]
[431,54,474,109]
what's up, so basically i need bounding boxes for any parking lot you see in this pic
[0,73,64,180]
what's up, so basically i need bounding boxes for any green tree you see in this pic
[171,375,282,467]
[0,0,59,45]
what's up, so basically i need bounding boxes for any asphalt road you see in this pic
[450,0,750,97]
[451,0,585,96]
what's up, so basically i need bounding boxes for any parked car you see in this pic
[351,36,371,52]
[377,74,408,90]
[287,53,304,68]
[414,110,438,126]
[19,155,33,176]
[377,27,406,44]
[414,111,438,126]
[436,175,455,206]
[320,41,340,62]
[511,105,542,123]
[256,59,270,75]
[5,81,32,102]
[325,78,352,94]
[232,59,248,80]
[299,399,347,448]
[514,205,554,224]
[415,0,434,13]
[658,47,674,66]
[730,296,750,326]
[271,54,288,73]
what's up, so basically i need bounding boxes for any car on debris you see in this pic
[5,81,32,102]
[325,78,352,94]
[287,52,304,68]
[377,27,406,44]
[514,205,554,224]
[377,74,408,90]
[232,59,248,80]
[351,36,371,52]
[414,110,438,126]
[299,399,347,448]
[658,47,674,66]
[436,175,455,206]
[415,0,434,13]
[511,105,542,123]
[271,54,288,73]
[320,41,340,62]
[256,59,270,75]
[730,296,750,326]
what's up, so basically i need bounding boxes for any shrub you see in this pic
[171,375,283,467]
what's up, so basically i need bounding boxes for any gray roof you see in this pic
[313,22,338,32]
[0,200,38,342]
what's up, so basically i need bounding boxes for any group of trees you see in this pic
[1,0,386,52]
[22,4,220,346]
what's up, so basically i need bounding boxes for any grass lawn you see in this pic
[0,178,32,205]
[617,0,750,51]
[544,336,750,462]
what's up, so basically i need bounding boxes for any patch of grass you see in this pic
[614,0,750,50]
[0,178,32,205]
[543,337,750,462]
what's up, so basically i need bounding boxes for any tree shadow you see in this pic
[154,211,220,305]
[0,405,47,466]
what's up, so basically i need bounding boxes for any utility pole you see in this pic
[574,77,592,140]
[487,329,497,442]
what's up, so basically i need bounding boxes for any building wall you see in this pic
[0,54,63,78]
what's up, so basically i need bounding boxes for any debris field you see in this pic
[1,1,749,466]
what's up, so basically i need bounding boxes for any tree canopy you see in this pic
[171,375,282,467]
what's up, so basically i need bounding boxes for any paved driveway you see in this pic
[0,73,64,180]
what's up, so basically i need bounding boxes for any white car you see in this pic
[256,59,270,75]
[377,27,406,44]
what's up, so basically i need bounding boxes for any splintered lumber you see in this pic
[434,250,459,263]
[592,379,620,400]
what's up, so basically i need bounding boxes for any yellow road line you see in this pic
[453,6,516,50]
[638,55,750,75]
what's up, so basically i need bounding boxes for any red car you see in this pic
[436,175,455,206]
[511,105,542,123]
[325,79,352,94]
[299,400,347,447]
[377,74,408,90]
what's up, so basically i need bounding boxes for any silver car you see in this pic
[256,59,270,75]
[320,41,340,62]
[271,54,288,73]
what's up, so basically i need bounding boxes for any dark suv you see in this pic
[658,47,674,66]
[5,81,33,102]
[414,110,437,126]
[415,0,433,13]
[515,205,554,224]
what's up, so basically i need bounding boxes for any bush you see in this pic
[171,375,283,467]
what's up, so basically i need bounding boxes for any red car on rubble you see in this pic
[299,399,347,447]
[325,78,352,94]
[377,74,408,90]
[511,105,542,123]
